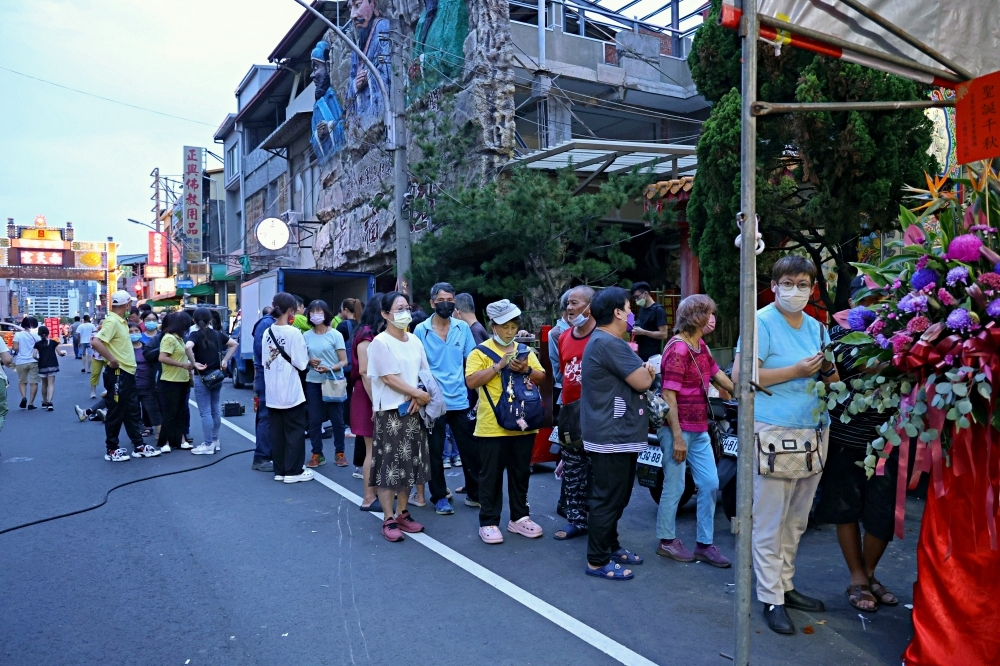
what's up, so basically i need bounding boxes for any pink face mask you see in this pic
[626,312,635,332]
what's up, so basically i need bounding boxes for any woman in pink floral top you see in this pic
[655,295,735,567]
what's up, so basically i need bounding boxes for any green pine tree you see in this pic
[687,0,936,329]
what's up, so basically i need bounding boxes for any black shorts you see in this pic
[815,440,897,542]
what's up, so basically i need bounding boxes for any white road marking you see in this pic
[214,412,658,666]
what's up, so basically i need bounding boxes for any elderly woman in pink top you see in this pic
[654,295,734,568]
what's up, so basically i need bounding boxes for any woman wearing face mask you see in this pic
[130,322,161,439]
[465,299,547,544]
[366,292,432,542]
[185,308,238,455]
[141,312,159,344]
[733,255,839,635]
[303,299,349,468]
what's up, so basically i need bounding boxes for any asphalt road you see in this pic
[0,348,921,666]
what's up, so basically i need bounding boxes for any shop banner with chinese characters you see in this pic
[957,70,1000,164]
[182,146,203,247]
[148,231,167,266]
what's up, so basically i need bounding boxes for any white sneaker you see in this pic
[192,443,215,455]
[105,448,131,462]
[283,469,315,484]
[344,428,355,438]
[132,444,162,458]
[160,444,172,454]
[179,441,194,450]
[212,439,221,452]
[274,475,285,481]
[352,466,363,479]
[74,405,86,422]
[443,459,452,469]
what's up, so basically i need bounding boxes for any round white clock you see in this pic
[256,217,289,250]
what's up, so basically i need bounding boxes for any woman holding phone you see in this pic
[366,292,432,542]
[465,299,546,545]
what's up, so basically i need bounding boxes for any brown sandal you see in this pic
[868,578,898,606]
[847,584,878,612]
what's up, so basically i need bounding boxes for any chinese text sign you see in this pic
[957,70,1000,164]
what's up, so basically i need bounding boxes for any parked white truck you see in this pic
[232,268,375,388]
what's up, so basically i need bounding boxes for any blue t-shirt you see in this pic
[303,328,347,383]
[413,316,476,411]
[736,304,830,428]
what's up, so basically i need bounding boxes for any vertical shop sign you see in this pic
[182,146,204,246]
[957,70,1000,164]
[148,231,166,266]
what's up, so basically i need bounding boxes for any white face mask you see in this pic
[309,313,325,325]
[570,309,589,327]
[391,311,412,330]
[493,332,516,347]
[774,284,811,313]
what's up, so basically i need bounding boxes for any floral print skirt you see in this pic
[370,410,430,490]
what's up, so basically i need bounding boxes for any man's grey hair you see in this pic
[455,292,475,314]
[430,282,456,300]
[568,285,595,303]
[558,289,572,312]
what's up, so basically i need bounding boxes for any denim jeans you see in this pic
[193,376,222,444]
[655,428,718,545]
[442,424,459,459]
[254,387,271,462]
[305,381,345,455]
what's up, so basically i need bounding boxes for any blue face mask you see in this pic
[144,321,158,332]
[130,333,143,343]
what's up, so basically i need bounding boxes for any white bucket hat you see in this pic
[485,299,521,325]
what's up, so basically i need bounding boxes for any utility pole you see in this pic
[389,19,410,296]
[151,168,161,232]
[734,2,759,665]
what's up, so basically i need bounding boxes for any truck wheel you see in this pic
[233,364,246,389]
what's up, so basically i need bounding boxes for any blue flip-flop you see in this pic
[554,523,587,540]
[610,548,644,565]
[585,561,634,581]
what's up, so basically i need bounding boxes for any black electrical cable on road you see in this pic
[0,448,254,536]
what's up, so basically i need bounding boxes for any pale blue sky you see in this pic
[0,0,304,254]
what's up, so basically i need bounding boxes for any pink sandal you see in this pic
[479,525,504,544]
[507,517,543,538]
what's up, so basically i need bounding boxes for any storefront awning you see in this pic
[508,139,697,178]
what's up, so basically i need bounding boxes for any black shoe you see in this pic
[19,398,26,409]
[784,589,826,612]
[252,459,274,472]
[762,603,795,635]
[27,404,37,410]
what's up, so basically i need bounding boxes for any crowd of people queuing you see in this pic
[0,255,900,637]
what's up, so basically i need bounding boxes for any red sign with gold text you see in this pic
[957,70,1000,164]
[148,231,167,266]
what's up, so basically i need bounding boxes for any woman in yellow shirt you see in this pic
[465,299,546,545]
[157,312,194,453]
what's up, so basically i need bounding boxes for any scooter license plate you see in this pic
[637,446,663,468]
[721,434,739,457]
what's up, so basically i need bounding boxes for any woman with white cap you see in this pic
[465,299,546,544]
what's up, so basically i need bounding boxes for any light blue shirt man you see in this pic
[414,316,476,411]
[736,303,831,428]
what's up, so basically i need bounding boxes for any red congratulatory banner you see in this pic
[957,70,1000,164]
[148,231,167,266]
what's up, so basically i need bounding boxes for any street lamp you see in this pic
[128,218,188,304]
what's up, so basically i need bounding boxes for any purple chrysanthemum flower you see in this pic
[994,262,1000,275]
[875,334,890,349]
[988,299,1000,318]
[846,307,876,332]
[946,266,970,286]
[898,293,929,314]
[945,234,983,262]
[911,268,939,291]
[937,288,957,306]
[946,308,974,332]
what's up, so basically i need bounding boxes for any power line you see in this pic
[0,66,216,127]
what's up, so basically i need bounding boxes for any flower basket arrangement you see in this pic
[820,165,1000,664]
[819,167,1000,544]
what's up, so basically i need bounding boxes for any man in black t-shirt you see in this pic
[630,282,669,361]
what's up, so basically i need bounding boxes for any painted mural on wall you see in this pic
[311,0,517,273]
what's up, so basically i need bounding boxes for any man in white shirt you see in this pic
[0,336,12,442]
[12,317,41,410]
[76,314,96,373]
[263,291,313,484]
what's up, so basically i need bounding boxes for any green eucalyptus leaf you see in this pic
[958,399,973,415]
[953,383,969,397]
[913,402,928,415]
[837,332,874,345]
[904,423,918,437]
[958,416,971,429]
[978,383,992,399]
[946,407,959,420]
[872,437,885,450]
[937,383,952,394]
[901,381,912,394]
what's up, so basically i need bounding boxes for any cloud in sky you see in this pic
[0,0,306,254]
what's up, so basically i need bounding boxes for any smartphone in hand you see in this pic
[398,401,411,416]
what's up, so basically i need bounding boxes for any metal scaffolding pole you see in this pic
[734,0,759,663]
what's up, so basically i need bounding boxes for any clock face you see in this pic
[256,218,289,250]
